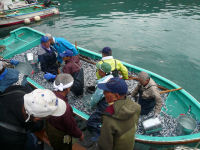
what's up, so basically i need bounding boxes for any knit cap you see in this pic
[96,62,111,74]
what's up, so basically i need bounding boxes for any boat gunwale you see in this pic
[6,7,57,17]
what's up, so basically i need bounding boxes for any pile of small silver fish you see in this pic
[12,46,200,137]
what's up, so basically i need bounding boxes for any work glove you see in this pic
[44,73,56,80]
[10,59,19,65]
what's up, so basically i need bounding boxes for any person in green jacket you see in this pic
[97,77,141,150]
[96,47,128,80]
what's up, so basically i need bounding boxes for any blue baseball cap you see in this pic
[99,47,112,55]
[59,50,73,58]
[41,36,49,43]
[98,77,128,95]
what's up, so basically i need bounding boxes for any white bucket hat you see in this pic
[24,89,66,122]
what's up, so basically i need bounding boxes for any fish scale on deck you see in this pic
[11,46,200,137]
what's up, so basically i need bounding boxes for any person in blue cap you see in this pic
[0,60,19,93]
[45,33,79,64]
[38,36,59,81]
[96,47,128,80]
[44,50,84,96]
[60,50,84,96]
[96,77,141,150]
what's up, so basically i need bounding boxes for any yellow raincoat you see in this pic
[96,56,128,79]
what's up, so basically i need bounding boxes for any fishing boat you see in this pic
[0,4,59,28]
[0,0,37,10]
[0,27,200,149]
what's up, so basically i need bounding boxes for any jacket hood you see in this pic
[112,98,141,120]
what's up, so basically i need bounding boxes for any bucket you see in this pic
[142,117,162,134]
[177,115,196,135]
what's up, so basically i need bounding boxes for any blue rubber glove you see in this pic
[10,59,19,65]
[44,73,56,80]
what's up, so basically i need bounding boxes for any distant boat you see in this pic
[0,4,59,28]
[4,1,37,10]
[0,27,200,149]
[0,0,38,10]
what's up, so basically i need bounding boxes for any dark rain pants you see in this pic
[87,98,108,137]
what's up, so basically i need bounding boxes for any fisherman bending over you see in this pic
[131,71,163,116]
[96,47,128,79]
[44,50,84,96]
[0,60,20,93]
[45,33,78,64]
[38,36,59,80]
[46,73,84,150]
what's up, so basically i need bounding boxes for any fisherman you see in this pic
[38,35,59,80]
[96,77,141,150]
[96,47,128,80]
[44,50,84,96]
[0,86,66,150]
[0,60,20,93]
[45,33,78,64]
[131,71,163,116]
[87,62,113,139]
[46,73,84,150]
[90,62,113,107]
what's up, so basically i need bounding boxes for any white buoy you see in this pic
[53,9,59,15]
[34,16,41,22]
[24,18,31,24]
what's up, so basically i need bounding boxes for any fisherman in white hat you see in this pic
[0,85,66,150]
